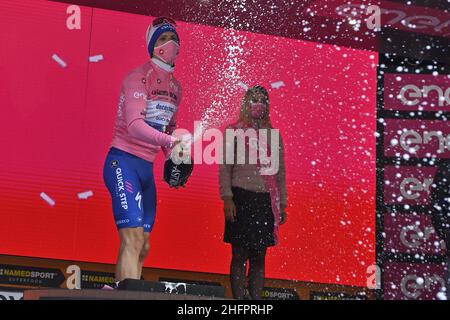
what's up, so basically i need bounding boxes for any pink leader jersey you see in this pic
[110,59,182,163]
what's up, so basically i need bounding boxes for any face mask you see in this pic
[250,103,267,119]
[154,40,179,65]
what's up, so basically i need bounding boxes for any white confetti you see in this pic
[78,190,94,200]
[237,81,249,91]
[40,192,56,206]
[52,54,67,68]
[89,54,104,63]
[270,81,285,89]
[437,292,447,300]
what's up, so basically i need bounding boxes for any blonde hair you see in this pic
[239,85,273,128]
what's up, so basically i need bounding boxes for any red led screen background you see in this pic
[0,0,377,286]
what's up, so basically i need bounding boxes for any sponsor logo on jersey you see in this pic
[133,91,146,99]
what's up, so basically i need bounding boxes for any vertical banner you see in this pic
[378,61,449,300]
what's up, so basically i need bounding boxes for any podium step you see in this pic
[118,279,226,298]
[23,279,227,300]
[23,288,226,300]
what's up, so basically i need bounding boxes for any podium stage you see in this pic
[23,279,227,300]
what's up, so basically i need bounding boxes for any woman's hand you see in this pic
[224,198,236,223]
[280,208,288,225]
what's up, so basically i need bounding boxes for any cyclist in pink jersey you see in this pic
[103,17,183,285]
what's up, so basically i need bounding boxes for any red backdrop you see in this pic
[0,0,377,286]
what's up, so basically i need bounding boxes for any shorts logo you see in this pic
[116,219,130,225]
[111,160,119,168]
[125,181,133,193]
[135,192,142,210]
[116,168,128,210]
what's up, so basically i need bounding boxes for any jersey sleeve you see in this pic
[123,71,147,128]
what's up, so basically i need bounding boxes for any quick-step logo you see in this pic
[116,168,128,210]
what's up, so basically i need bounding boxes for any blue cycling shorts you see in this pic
[103,147,157,233]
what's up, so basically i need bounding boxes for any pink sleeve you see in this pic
[161,113,178,157]
[162,85,182,157]
[128,120,173,148]
[277,134,288,208]
[123,72,173,148]
[219,126,234,199]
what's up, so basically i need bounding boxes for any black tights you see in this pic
[230,245,267,300]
